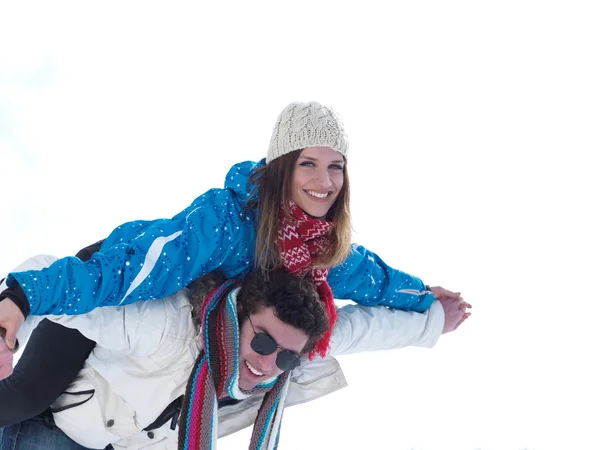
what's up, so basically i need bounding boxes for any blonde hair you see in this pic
[248,149,352,272]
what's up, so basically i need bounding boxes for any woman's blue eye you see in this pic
[299,161,344,170]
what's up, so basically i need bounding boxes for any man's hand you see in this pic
[438,295,472,334]
[0,298,24,350]
[0,329,14,380]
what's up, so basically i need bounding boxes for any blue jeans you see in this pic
[0,410,98,450]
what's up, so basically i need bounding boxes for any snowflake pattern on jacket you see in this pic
[7,160,435,315]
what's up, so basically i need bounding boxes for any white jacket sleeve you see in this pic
[328,300,445,357]
[45,300,171,356]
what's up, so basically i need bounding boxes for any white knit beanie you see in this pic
[266,101,349,163]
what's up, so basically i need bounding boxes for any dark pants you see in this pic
[0,410,102,450]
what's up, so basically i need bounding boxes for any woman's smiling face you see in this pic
[290,147,345,218]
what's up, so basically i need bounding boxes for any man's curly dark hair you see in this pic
[187,268,329,355]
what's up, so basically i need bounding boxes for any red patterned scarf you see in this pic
[278,201,337,359]
[179,281,291,450]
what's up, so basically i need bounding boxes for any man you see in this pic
[1,256,469,449]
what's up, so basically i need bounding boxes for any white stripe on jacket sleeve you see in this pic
[119,231,183,305]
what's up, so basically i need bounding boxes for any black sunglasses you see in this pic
[245,314,301,372]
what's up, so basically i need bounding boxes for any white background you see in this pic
[1,2,599,449]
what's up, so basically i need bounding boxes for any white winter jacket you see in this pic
[13,256,445,449]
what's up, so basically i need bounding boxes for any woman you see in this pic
[0,101,461,358]
[1,255,462,450]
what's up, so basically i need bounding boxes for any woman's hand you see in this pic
[429,285,461,301]
[0,299,24,351]
[0,329,14,380]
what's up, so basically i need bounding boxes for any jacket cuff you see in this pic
[0,282,30,318]
[75,240,105,262]
[423,300,445,347]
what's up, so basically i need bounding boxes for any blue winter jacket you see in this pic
[7,161,435,315]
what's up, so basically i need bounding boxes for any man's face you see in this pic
[238,306,309,391]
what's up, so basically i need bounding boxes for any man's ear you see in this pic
[237,301,247,321]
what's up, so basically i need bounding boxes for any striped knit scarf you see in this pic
[278,200,338,359]
[179,280,291,450]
